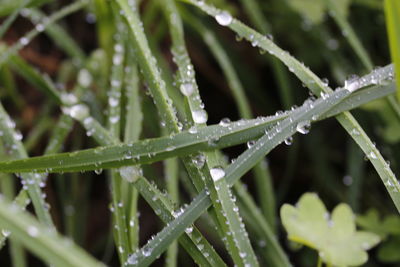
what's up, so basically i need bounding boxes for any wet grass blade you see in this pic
[0,80,394,174]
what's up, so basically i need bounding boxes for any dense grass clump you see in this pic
[0,0,399,266]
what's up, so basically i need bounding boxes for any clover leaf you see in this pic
[281,193,380,266]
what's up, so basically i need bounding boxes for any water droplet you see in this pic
[180,83,194,96]
[19,37,29,46]
[188,126,198,134]
[215,11,232,26]
[344,75,360,92]
[368,151,377,159]
[192,110,208,124]
[219,118,231,127]
[185,226,193,234]
[296,121,311,134]
[210,167,225,182]
[247,140,256,149]
[35,24,45,32]
[192,154,205,168]
[1,229,10,237]
[108,97,119,107]
[109,116,120,124]
[67,104,89,120]
[78,69,92,87]
[350,128,360,135]
[61,93,78,105]
[284,136,293,145]
[94,169,103,175]
[127,254,138,264]
[113,54,123,65]
[13,131,23,141]
[27,226,39,237]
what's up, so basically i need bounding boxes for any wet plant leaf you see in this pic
[281,193,380,266]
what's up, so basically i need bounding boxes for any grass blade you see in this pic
[0,80,394,174]
[0,196,104,267]
[384,0,400,102]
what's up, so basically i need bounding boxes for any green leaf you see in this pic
[357,209,400,239]
[281,193,380,266]
[287,0,326,24]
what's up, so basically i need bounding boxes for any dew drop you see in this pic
[67,104,89,120]
[185,226,193,234]
[192,110,208,124]
[108,97,119,107]
[344,75,360,92]
[192,154,205,168]
[78,69,92,87]
[215,11,232,26]
[27,226,39,237]
[247,140,256,149]
[296,121,311,134]
[284,136,293,145]
[219,118,231,127]
[210,167,225,182]
[19,37,29,46]
[180,83,194,96]
[35,24,45,32]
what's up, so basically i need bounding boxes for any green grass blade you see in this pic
[384,0,400,102]
[123,46,141,252]
[115,0,180,134]
[0,102,54,227]
[0,80,394,174]
[0,196,104,267]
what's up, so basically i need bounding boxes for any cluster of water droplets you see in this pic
[343,65,395,93]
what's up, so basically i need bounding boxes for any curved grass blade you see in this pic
[0,196,104,267]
